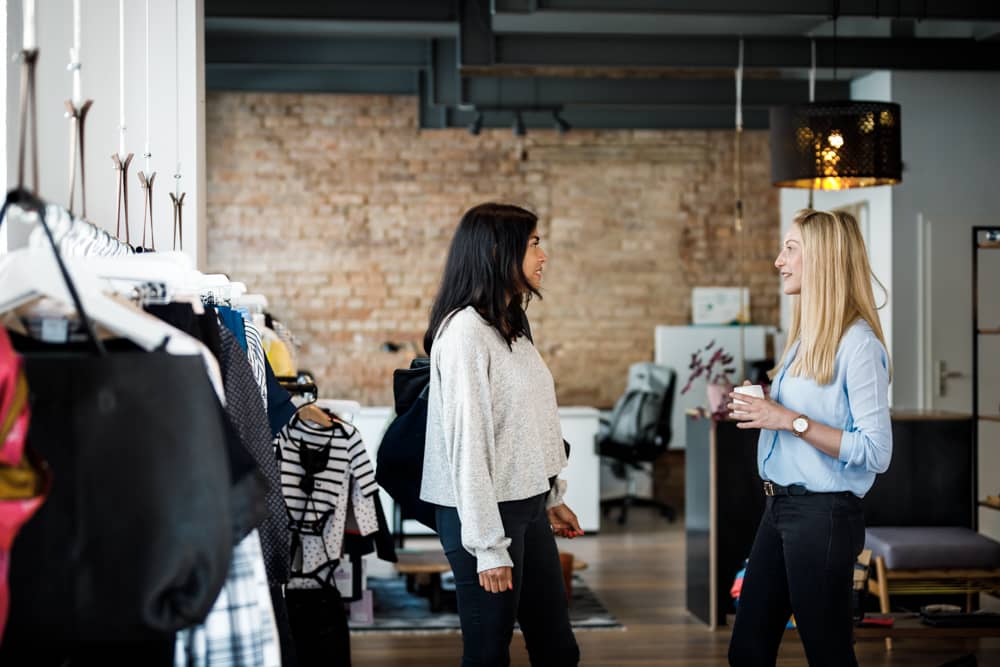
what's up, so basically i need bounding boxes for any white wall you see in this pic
[4,0,206,265]
[887,71,1000,540]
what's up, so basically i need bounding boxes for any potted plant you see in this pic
[680,340,736,417]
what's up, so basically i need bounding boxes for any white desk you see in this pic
[351,406,601,535]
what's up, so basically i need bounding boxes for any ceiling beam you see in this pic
[444,104,771,129]
[206,67,420,95]
[456,76,850,108]
[206,35,430,69]
[484,34,1000,70]
[206,0,458,21]
[494,0,1000,21]
[206,17,458,39]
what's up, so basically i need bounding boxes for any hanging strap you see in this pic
[0,191,107,357]
[139,171,156,250]
[113,153,134,244]
[16,51,40,194]
[67,100,94,219]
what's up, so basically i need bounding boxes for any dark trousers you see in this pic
[436,493,580,667]
[729,492,865,667]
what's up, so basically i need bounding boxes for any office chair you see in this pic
[597,364,678,525]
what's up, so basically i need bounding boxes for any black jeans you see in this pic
[729,492,866,667]
[436,493,580,667]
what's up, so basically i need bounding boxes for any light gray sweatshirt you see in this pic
[420,307,568,572]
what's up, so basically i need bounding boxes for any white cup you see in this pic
[732,384,764,415]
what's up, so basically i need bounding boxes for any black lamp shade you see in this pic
[769,101,902,190]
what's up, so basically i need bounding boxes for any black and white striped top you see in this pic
[277,413,378,535]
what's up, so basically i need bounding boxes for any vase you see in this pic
[706,383,732,415]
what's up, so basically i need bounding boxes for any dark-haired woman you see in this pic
[420,203,582,667]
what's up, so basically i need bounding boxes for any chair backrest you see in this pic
[603,362,676,454]
[652,366,676,450]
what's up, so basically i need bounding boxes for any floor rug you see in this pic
[349,574,623,634]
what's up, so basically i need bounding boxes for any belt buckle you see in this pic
[763,480,775,497]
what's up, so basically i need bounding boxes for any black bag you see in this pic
[1,190,235,645]
[375,358,437,531]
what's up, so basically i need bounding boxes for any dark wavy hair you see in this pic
[424,203,541,354]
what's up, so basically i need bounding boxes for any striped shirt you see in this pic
[242,320,268,409]
[279,414,378,534]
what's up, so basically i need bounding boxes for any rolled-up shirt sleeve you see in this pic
[438,330,513,573]
[546,478,567,509]
[838,337,892,473]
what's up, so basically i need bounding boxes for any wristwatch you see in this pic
[792,414,810,437]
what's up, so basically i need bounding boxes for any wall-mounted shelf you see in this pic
[980,415,1000,423]
[979,241,1000,250]
[979,328,1000,335]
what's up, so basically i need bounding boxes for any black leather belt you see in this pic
[762,480,812,497]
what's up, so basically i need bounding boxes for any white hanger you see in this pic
[236,293,269,312]
[0,246,204,357]
[75,254,203,298]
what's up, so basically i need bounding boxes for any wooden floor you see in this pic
[351,510,1000,666]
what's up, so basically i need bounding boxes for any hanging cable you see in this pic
[734,37,744,234]
[118,0,126,158]
[66,0,93,219]
[170,0,185,251]
[113,0,133,244]
[808,37,818,208]
[735,37,748,362]
[809,39,816,103]
[138,0,156,250]
[144,0,151,175]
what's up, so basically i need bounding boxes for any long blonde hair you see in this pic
[771,208,891,385]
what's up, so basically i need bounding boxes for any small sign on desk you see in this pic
[692,287,750,325]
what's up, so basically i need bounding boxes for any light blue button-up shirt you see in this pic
[758,320,892,497]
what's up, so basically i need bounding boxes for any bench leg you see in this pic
[429,573,443,613]
[874,556,892,651]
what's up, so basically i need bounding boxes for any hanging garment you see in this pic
[285,585,351,667]
[217,306,248,352]
[0,329,48,643]
[2,333,234,646]
[242,320,268,409]
[144,303,269,547]
[261,330,296,377]
[217,325,290,584]
[174,530,281,667]
[0,189,238,656]
[264,360,297,438]
[278,414,379,588]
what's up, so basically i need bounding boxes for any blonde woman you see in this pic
[727,209,892,667]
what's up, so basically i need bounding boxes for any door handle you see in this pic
[936,360,964,397]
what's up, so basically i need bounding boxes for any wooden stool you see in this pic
[395,549,452,612]
[559,552,589,601]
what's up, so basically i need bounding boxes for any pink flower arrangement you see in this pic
[680,340,736,395]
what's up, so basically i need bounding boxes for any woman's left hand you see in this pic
[727,392,795,432]
[547,504,584,538]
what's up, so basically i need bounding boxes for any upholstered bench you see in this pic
[865,526,1000,649]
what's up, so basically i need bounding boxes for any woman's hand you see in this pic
[728,390,795,432]
[479,566,513,593]
[547,503,584,538]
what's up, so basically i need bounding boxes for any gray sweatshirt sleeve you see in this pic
[438,326,514,572]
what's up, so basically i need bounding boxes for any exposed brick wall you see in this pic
[206,93,780,407]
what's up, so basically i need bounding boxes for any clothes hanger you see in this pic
[0,243,203,358]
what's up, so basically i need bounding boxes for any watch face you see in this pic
[793,417,808,433]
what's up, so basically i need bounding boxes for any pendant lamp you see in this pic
[769,101,902,190]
